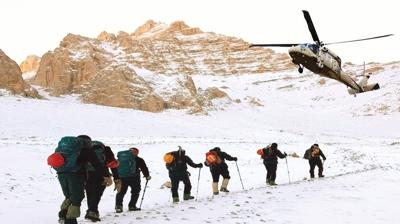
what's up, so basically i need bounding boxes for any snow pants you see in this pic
[85,171,106,213]
[263,161,278,182]
[309,158,323,177]
[210,163,230,182]
[116,175,141,207]
[169,172,192,198]
[58,173,85,221]
[58,173,85,206]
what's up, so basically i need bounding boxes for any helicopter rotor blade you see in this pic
[324,34,394,45]
[302,10,321,45]
[250,44,299,47]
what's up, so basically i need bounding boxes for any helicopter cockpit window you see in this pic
[307,44,319,53]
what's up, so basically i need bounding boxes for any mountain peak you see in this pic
[97,31,116,42]
[165,21,202,35]
[132,19,159,36]
[131,20,202,38]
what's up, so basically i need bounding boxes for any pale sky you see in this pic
[0,0,398,64]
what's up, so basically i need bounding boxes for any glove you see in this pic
[103,176,113,187]
[114,179,121,193]
[233,157,238,161]
[323,158,326,161]
[284,152,288,157]
[145,176,151,180]
[197,163,203,168]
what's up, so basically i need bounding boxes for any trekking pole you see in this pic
[195,167,202,201]
[285,157,291,184]
[235,161,245,190]
[139,179,149,209]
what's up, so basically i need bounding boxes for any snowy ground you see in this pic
[0,68,399,223]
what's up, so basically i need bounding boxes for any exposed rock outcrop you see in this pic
[0,50,40,97]
[20,55,41,73]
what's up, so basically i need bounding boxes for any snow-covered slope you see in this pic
[0,67,399,223]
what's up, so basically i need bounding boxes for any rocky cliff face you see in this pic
[0,49,40,97]
[20,55,41,73]
[31,20,294,113]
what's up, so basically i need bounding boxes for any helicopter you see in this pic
[250,10,393,95]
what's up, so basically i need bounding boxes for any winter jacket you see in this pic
[262,146,286,164]
[133,156,150,178]
[103,146,120,180]
[73,144,109,177]
[304,147,326,161]
[166,151,200,176]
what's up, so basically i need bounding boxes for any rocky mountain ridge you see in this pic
[27,20,294,113]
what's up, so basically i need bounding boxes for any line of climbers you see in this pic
[47,136,326,224]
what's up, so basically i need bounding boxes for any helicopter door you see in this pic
[332,58,340,73]
[321,52,332,68]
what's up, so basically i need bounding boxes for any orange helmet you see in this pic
[257,149,264,156]
[164,153,174,164]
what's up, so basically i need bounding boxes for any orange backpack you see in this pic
[206,151,222,165]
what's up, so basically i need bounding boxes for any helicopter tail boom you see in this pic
[347,75,380,95]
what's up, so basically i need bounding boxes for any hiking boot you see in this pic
[212,182,219,195]
[172,197,179,203]
[220,187,229,192]
[318,174,325,178]
[115,205,123,213]
[128,206,141,211]
[269,181,277,186]
[85,211,100,222]
[183,194,194,200]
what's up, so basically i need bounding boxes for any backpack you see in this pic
[262,146,274,159]
[303,149,311,160]
[311,147,321,157]
[165,151,184,172]
[47,136,84,173]
[87,141,106,171]
[117,150,137,178]
[257,148,264,156]
[164,152,175,165]
[205,151,222,165]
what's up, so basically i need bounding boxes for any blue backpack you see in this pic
[117,150,137,178]
[52,136,84,173]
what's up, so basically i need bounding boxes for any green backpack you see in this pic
[52,136,84,173]
[87,141,106,171]
[117,150,137,178]
[303,149,311,160]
